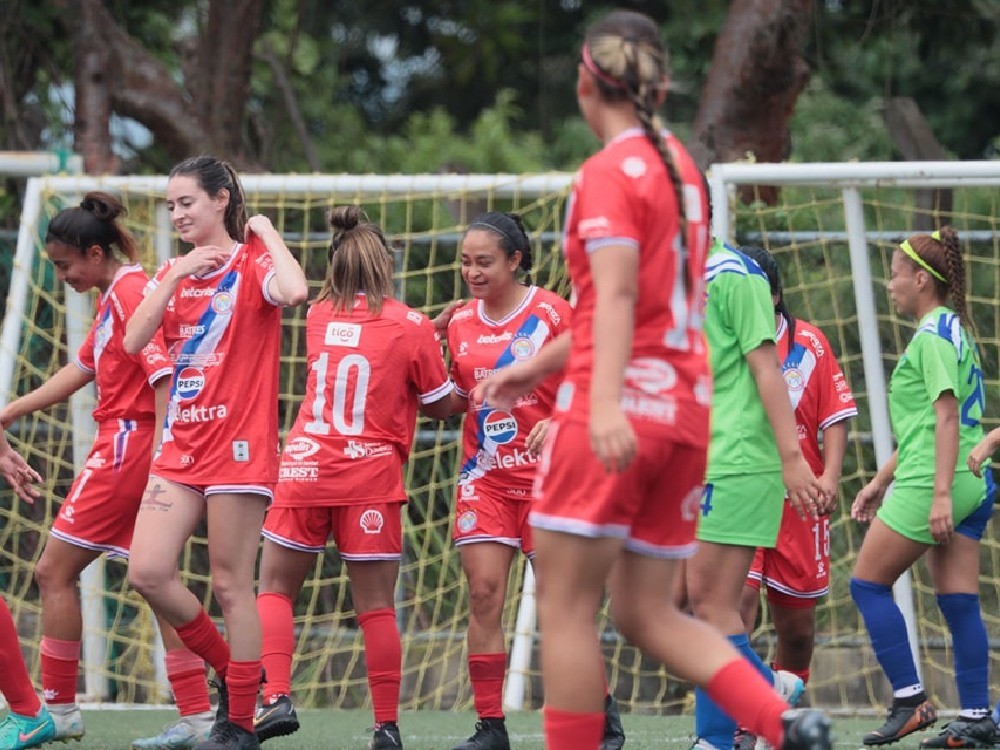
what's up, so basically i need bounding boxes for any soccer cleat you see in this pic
[253,695,299,743]
[368,722,403,749]
[452,717,510,750]
[209,679,230,728]
[47,704,85,742]
[132,711,214,750]
[781,709,832,750]
[919,717,998,749]
[863,700,937,746]
[0,707,57,750]
[192,720,258,750]
[600,694,626,750]
[773,671,806,707]
[734,728,758,750]
[688,739,721,750]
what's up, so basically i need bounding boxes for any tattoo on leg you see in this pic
[140,483,172,511]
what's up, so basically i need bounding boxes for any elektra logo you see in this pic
[483,410,517,445]
[176,367,205,401]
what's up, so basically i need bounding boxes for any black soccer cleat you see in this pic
[192,720,258,750]
[781,708,832,750]
[452,717,510,750]
[209,678,230,729]
[600,694,626,750]
[253,695,300,743]
[368,722,403,749]
[863,700,937,746]
[919,717,997,749]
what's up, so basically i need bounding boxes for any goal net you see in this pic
[1,162,998,715]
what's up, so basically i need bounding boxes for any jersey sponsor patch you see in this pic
[360,509,384,534]
[284,436,321,460]
[783,367,805,391]
[483,410,517,445]
[233,440,250,461]
[509,336,536,360]
[324,322,362,348]
[621,156,647,178]
[212,292,233,314]
[457,510,477,533]
[176,367,206,401]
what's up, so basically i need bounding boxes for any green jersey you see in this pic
[890,306,985,485]
[704,240,781,478]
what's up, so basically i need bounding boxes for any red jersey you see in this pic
[275,296,452,506]
[447,286,572,500]
[558,129,711,448]
[76,264,172,423]
[777,317,858,476]
[149,235,282,484]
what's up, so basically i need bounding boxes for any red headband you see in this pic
[582,43,626,90]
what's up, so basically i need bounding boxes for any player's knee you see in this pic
[34,554,72,595]
[128,558,173,600]
[467,577,504,620]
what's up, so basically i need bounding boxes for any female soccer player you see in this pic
[0,433,55,750]
[850,227,996,748]
[735,246,858,750]
[251,205,453,750]
[440,211,574,750]
[124,156,308,750]
[0,193,216,749]
[481,11,831,750]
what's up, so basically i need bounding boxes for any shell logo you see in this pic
[360,509,384,534]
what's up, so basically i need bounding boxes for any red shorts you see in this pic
[453,484,532,556]
[746,501,830,606]
[151,477,274,503]
[531,418,706,558]
[51,419,155,559]
[262,503,403,561]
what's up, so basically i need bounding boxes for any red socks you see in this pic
[469,653,506,719]
[358,608,402,725]
[165,648,211,716]
[707,658,788,748]
[258,593,295,702]
[0,598,41,716]
[226,660,262,732]
[543,705,604,750]
[175,610,230,679]
[40,637,79,706]
[774,661,810,686]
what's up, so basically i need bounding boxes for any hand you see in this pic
[0,447,42,503]
[526,418,550,456]
[476,363,544,411]
[966,439,993,477]
[816,471,840,515]
[246,214,277,238]
[171,246,231,279]
[590,399,636,473]
[782,455,822,519]
[0,407,12,430]
[851,479,887,523]
[432,300,464,337]
[928,494,954,544]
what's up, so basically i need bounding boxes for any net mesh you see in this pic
[2,173,998,714]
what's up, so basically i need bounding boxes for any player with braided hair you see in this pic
[480,11,832,750]
[850,227,996,747]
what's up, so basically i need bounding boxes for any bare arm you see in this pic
[420,390,467,420]
[250,216,308,307]
[929,393,959,543]
[817,420,849,512]
[588,244,638,472]
[746,343,820,515]
[151,376,170,455]
[0,364,93,427]
[477,331,571,410]
[0,431,42,502]
[967,426,1000,477]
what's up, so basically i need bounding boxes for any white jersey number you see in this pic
[304,353,371,436]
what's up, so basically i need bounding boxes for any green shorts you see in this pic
[877,471,990,545]
[697,471,785,547]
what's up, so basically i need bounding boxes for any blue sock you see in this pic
[937,593,989,711]
[694,634,771,750]
[850,578,921,692]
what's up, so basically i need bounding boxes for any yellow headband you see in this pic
[899,231,946,282]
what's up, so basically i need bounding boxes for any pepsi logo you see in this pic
[176,367,205,401]
[483,410,517,445]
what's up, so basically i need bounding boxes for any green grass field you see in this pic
[11,707,930,750]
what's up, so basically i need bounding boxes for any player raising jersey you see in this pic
[481,12,832,750]
[0,193,217,750]
[124,156,308,750]
[253,206,453,750]
[850,228,996,748]
[735,246,858,750]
